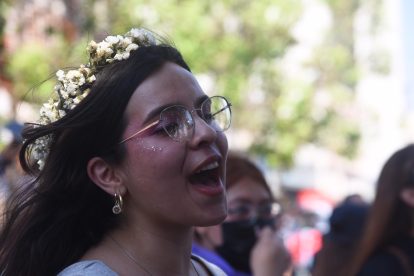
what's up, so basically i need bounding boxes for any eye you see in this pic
[201,105,214,123]
[228,205,250,216]
[164,122,180,136]
[157,117,180,138]
[151,125,169,135]
[201,113,213,124]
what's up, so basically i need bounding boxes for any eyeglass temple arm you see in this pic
[118,120,160,144]
[211,103,232,117]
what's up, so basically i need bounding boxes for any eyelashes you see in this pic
[152,120,180,137]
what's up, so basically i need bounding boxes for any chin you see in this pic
[196,207,227,227]
[210,212,227,225]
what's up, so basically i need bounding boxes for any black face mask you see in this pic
[215,218,274,274]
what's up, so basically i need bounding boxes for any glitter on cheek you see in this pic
[144,145,163,152]
[133,139,163,152]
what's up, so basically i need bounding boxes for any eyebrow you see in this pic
[141,94,209,125]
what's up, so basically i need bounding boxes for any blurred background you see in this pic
[0,0,413,274]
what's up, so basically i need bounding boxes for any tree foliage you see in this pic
[1,0,384,168]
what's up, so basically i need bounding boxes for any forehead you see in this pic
[125,62,205,122]
[227,177,272,203]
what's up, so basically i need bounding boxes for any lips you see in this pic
[196,161,219,173]
[189,158,224,196]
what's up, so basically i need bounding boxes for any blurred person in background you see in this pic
[342,193,367,205]
[350,144,414,275]
[0,120,24,200]
[312,195,369,276]
[193,224,240,275]
[193,151,292,276]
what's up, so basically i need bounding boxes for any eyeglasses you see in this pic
[119,96,232,144]
[227,202,274,220]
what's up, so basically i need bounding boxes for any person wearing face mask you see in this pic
[193,151,292,276]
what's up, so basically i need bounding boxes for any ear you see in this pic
[87,156,126,196]
[400,188,414,208]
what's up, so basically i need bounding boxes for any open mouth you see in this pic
[189,161,220,186]
[189,161,223,196]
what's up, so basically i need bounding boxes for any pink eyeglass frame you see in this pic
[118,95,231,144]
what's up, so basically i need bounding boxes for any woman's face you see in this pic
[119,62,228,228]
[225,177,273,222]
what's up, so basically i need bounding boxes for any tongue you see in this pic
[189,171,224,197]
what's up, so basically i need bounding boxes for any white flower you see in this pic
[96,41,113,58]
[87,75,96,83]
[34,28,158,170]
[82,89,91,98]
[113,53,123,61]
[121,37,133,48]
[59,89,69,99]
[58,110,66,117]
[128,28,142,38]
[73,96,83,104]
[56,70,65,81]
[105,35,120,44]
[66,83,78,95]
[126,43,138,52]
[113,52,130,60]
[87,40,98,52]
[66,69,81,79]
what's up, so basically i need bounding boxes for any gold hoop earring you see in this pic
[112,193,123,214]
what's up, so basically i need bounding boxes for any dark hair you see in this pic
[0,36,190,276]
[312,201,369,276]
[226,151,273,199]
[349,144,414,275]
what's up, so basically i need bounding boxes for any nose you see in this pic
[187,114,218,148]
[243,209,266,222]
[248,209,267,221]
[228,205,273,222]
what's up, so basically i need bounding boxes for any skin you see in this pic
[226,177,273,222]
[227,178,292,276]
[196,177,292,275]
[215,178,291,276]
[195,178,272,250]
[86,62,228,275]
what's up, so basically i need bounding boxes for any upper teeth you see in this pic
[197,161,219,173]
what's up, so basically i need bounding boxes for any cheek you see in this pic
[217,132,228,156]
[123,141,189,211]
[125,139,185,179]
[134,139,164,153]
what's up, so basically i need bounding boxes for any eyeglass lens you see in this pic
[160,96,231,141]
[228,203,273,219]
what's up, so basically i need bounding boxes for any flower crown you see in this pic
[31,28,157,170]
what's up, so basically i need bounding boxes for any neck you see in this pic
[109,222,195,275]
